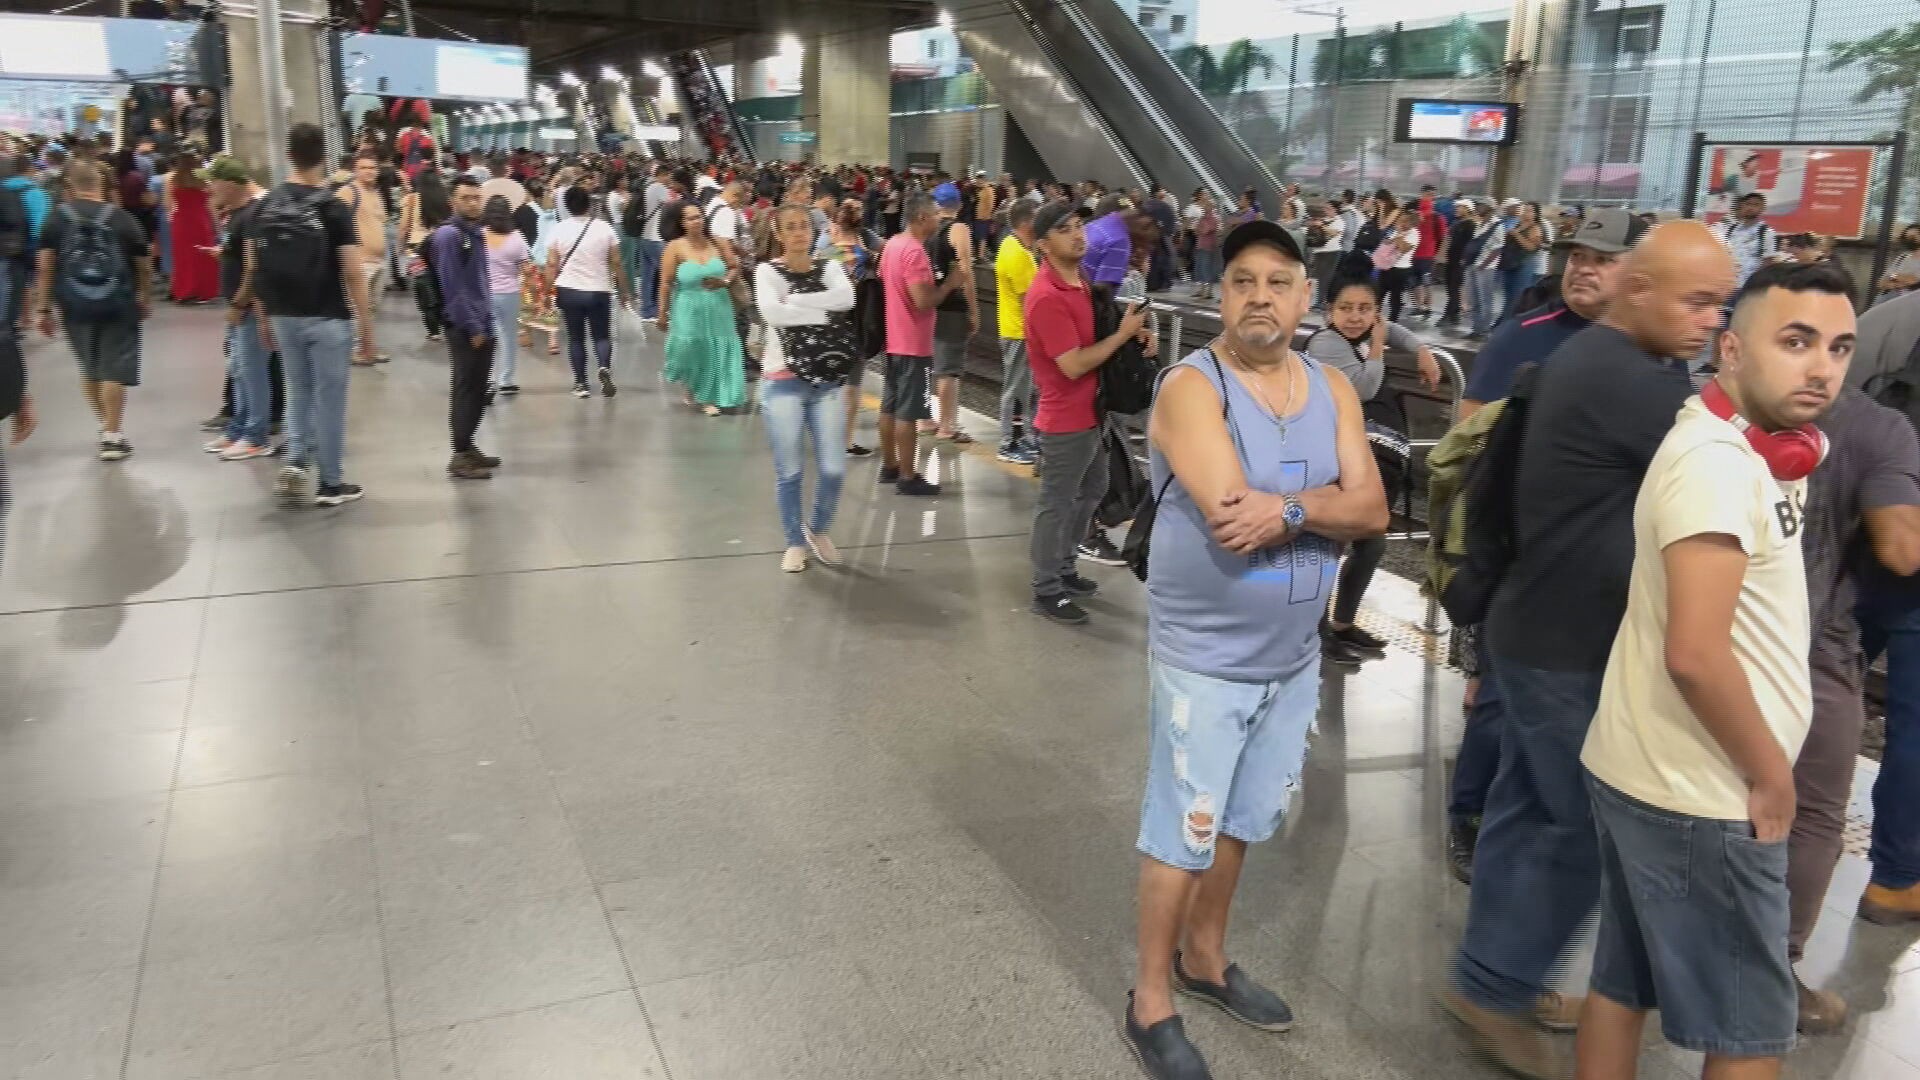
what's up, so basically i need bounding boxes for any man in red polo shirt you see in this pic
[1024,200,1151,624]
[1413,185,1446,320]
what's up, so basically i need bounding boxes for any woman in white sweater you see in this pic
[755,205,856,573]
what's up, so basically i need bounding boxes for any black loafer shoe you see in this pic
[1123,993,1212,1080]
[1173,953,1295,1032]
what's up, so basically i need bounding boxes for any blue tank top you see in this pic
[1148,349,1343,682]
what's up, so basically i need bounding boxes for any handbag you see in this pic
[771,263,861,386]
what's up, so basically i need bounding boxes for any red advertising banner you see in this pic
[1700,145,1875,240]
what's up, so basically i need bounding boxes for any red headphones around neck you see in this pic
[1699,380,1828,482]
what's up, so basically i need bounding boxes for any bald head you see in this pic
[1607,221,1736,359]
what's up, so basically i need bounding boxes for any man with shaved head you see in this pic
[1443,222,1736,1079]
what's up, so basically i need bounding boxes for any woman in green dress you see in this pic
[657,201,748,415]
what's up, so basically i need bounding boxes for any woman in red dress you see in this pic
[165,153,220,304]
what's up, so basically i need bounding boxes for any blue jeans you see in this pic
[1859,589,1920,889]
[1468,266,1501,335]
[762,377,847,547]
[490,291,520,386]
[155,206,170,278]
[636,238,665,319]
[1453,656,1607,1013]
[1449,636,1504,822]
[222,312,271,447]
[554,287,612,385]
[618,235,640,297]
[1501,266,1533,317]
[271,316,352,488]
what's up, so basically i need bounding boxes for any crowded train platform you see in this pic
[5,1,1920,1078]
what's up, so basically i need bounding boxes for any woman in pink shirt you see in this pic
[482,196,531,395]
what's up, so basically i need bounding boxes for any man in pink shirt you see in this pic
[876,194,964,496]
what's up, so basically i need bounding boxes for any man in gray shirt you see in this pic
[635,164,673,321]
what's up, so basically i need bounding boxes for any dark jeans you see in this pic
[1030,425,1105,597]
[1448,634,1505,822]
[1441,259,1466,324]
[555,287,612,385]
[1859,589,1920,889]
[1452,656,1607,1013]
[1331,537,1383,625]
[1380,266,1412,322]
[447,330,495,455]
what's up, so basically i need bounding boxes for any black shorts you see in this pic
[1411,257,1435,284]
[881,353,932,421]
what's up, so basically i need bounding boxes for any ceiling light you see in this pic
[558,71,580,87]
[642,59,665,78]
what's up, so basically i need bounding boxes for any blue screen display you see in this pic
[1403,100,1513,144]
[339,34,528,104]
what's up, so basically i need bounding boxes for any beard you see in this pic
[1234,322,1286,349]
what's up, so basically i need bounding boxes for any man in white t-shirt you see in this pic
[635,165,673,320]
[1578,261,1855,1076]
[706,182,745,247]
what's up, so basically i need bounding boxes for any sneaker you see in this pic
[1172,952,1295,1032]
[1033,593,1089,624]
[1320,624,1366,667]
[1446,816,1479,885]
[498,383,521,395]
[314,483,364,507]
[781,546,808,573]
[1122,992,1212,1080]
[98,439,131,461]
[199,412,230,432]
[846,443,874,458]
[896,475,941,498]
[1328,622,1388,658]
[1439,990,1568,1080]
[427,331,443,343]
[878,466,901,484]
[219,441,273,461]
[1077,535,1127,566]
[1796,977,1848,1035]
[203,436,235,454]
[273,463,309,508]
[1859,881,1920,925]
[447,454,493,480]
[1061,573,1099,598]
[997,443,1037,465]
[805,530,842,567]
[599,367,617,397]
[1533,991,1583,1033]
[572,384,591,399]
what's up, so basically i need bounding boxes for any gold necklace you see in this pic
[1221,339,1297,441]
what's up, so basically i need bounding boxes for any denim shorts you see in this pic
[1587,775,1796,1057]
[1137,656,1317,871]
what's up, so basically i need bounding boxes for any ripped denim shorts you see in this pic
[1136,655,1318,871]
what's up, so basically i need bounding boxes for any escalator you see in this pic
[666,50,756,165]
[956,0,1279,202]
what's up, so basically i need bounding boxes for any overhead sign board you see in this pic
[779,131,818,144]
[339,33,528,104]
[0,14,213,86]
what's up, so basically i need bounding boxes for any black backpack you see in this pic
[1497,274,1562,328]
[770,263,861,386]
[1438,361,1541,627]
[1121,350,1232,582]
[0,184,27,261]
[53,203,134,321]
[251,186,333,309]
[1093,292,1159,416]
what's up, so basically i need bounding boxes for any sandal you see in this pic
[940,430,975,445]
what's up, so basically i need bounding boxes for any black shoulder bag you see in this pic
[1121,350,1234,582]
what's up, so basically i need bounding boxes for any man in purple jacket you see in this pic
[430,176,501,480]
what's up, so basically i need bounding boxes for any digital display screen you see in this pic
[340,34,528,104]
[1396,99,1517,146]
[0,14,209,85]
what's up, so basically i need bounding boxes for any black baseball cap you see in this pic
[1220,219,1307,270]
[1031,199,1080,239]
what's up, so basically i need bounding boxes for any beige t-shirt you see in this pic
[1583,396,1812,820]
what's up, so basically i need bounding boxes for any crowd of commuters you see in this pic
[6,114,1920,1080]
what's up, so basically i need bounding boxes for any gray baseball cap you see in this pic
[1568,207,1649,254]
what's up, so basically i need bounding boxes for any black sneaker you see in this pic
[314,483,364,507]
[1447,816,1480,885]
[466,448,503,469]
[1062,573,1100,598]
[1034,593,1089,624]
[846,443,874,458]
[1320,634,1366,667]
[878,465,901,484]
[599,367,617,397]
[498,383,521,395]
[1330,623,1388,658]
[1172,952,1295,1032]
[199,412,230,432]
[1122,992,1212,1080]
[896,475,941,498]
[1078,535,1127,566]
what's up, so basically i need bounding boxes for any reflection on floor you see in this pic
[2,302,1916,1079]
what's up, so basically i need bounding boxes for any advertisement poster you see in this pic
[1701,145,1875,239]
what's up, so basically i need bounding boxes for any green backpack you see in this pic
[1424,400,1507,602]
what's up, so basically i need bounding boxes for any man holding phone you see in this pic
[1023,200,1150,625]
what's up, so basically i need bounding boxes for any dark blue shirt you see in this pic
[429,219,493,338]
[1463,302,1590,404]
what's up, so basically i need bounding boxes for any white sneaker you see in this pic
[203,436,234,454]
[781,547,808,573]
[804,530,841,567]
[273,463,309,508]
[219,441,273,461]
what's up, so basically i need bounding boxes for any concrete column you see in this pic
[803,9,889,167]
[735,34,780,103]
[221,0,326,181]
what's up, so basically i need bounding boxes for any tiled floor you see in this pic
[2,300,1917,1079]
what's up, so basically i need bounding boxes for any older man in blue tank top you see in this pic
[1123,220,1389,1080]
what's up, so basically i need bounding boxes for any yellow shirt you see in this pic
[1583,398,1812,820]
[995,233,1037,340]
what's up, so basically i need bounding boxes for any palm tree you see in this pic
[1445,14,1503,78]
[1828,23,1920,204]
[1170,43,1223,96]
[1218,38,1278,95]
